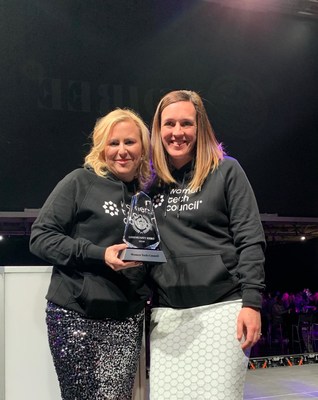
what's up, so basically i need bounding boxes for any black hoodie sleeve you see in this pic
[222,158,266,309]
[29,170,105,267]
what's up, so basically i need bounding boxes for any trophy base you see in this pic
[119,248,167,263]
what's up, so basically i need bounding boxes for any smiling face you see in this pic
[104,119,143,182]
[160,101,197,169]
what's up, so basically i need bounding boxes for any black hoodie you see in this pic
[149,156,266,310]
[29,167,149,320]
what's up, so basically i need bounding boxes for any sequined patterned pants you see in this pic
[46,302,144,400]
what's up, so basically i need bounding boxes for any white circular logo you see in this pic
[131,214,152,234]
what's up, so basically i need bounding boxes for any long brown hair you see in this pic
[151,90,224,191]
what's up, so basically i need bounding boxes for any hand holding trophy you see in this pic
[120,191,166,263]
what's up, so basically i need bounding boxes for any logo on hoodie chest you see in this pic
[153,188,203,213]
[102,200,130,224]
[102,201,120,216]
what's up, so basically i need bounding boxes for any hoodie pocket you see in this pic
[74,275,129,319]
[153,252,239,307]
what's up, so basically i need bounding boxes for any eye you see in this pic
[125,139,136,145]
[163,121,175,127]
[108,141,119,147]
[181,120,195,128]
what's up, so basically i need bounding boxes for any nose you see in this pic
[172,122,183,136]
[118,143,128,156]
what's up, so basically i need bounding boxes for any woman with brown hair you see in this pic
[148,90,266,399]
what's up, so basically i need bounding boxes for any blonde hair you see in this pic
[84,108,152,189]
[151,90,224,191]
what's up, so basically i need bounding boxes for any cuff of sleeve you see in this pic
[242,288,263,310]
[86,243,106,263]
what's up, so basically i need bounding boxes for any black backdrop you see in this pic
[1,0,317,217]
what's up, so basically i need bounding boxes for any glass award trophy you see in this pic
[120,191,167,263]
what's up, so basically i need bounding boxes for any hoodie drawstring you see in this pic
[163,170,187,219]
[177,172,186,219]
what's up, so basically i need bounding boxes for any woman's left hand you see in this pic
[237,307,262,350]
[104,243,143,271]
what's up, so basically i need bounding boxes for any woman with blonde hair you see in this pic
[148,90,266,399]
[30,108,152,399]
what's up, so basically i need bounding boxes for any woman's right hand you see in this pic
[104,243,143,271]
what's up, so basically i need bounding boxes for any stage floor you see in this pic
[244,363,318,399]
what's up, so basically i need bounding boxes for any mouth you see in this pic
[169,140,187,147]
[115,159,132,165]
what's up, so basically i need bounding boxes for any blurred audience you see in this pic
[252,288,318,356]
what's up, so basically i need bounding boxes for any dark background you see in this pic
[1,0,317,216]
[1,0,318,291]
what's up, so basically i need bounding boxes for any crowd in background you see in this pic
[255,288,318,355]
